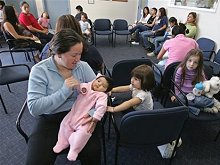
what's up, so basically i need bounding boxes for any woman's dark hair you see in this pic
[0,1,5,9]
[98,76,113,93]
[49,28,84,56]
[159,7,167,17]
[76,5,83,12]
[131,64,155,91]
[143,6,149,18]
[172,23,186,36]
[2,6,19,32]
[169,17,177,25]
[178,49,205,85]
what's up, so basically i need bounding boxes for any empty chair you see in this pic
[196,37,215,61]
[0,52,30,113]
[204,49,220,76]
[112,105,188,165]
[113,19,131,47]
[93,19,113,47]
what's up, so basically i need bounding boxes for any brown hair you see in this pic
[131,64,155,91]
[187,12,197,26]
[178,49,205,85]
[55,14,82,36]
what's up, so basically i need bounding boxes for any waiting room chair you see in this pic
[204,49,220,76]
[111,104,188,165]
[93,19,113,47]
[197,37,215,61]
[16,99,107,165]
[2,31,37,64]
[112,19,131,47]
[0,54,30,114]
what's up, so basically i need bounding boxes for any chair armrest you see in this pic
[0,63,31,73]
[16,99,29,143]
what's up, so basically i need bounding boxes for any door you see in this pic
[43,0,70,29]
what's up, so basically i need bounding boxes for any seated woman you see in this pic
[185,12,197,38]
[2,5,44,62]
[129,7,157,43]
[140,7,168,48]
[156,23,198,73]
[132,6,151,27]
[40,14,104,73]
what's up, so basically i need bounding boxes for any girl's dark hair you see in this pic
[98,76,113,93]
[169,17,177,25]
[81,12,88,20]
[131,64,155,91]
[143,6,149,18]
[172,23,186,36]
[178,49,205,85]
[41,11,50,19]
[2,6,19,32]
[20,1,29,7]
[49,28,84,56]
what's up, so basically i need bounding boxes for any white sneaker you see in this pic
[131,41,139,45]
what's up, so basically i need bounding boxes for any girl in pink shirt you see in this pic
[38,11,50,29]
[53,74,113,161]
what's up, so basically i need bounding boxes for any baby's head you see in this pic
[41,11,49,19]
[92,75,113,93]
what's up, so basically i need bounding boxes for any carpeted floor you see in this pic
[0,36,220,165]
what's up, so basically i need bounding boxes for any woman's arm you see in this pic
[3,22,34,40]
[107,97,142,112]
[157,47,166,60]
[111,85,130,93]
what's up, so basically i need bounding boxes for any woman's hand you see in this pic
[107,106,114,112]
[65,76,79,90]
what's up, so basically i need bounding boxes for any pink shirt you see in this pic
[163,34,198,68]
[38,17,50,28]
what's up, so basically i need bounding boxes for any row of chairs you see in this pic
[92,18,131,47]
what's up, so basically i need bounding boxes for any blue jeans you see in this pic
[140,30,155,47]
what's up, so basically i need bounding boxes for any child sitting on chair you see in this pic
[79,12,92,42]
[53,74,113,161]
[107,64,155,113]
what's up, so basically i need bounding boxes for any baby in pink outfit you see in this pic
[53,74,113,161]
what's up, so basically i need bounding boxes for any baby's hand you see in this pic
[107,106,114,112]
[171,96,176,102]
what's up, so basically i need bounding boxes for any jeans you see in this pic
[140,30,155,47]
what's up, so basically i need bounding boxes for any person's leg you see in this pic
[67,125,92,161]
[25,111,68,165]
[141,31,154,47]
[78,123,102,165]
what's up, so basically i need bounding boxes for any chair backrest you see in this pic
[113,19,128,31]
[213,49,220,64]
[94,19,111,31]
[196,37,215,61]
[111,59,153,87]
[162,61,180,89]
[119,106,188,147]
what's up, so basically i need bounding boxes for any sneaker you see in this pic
[131,41,139,45]
[147,52,155,57]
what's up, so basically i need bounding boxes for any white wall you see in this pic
[70,0,138,24]
[148,1,220,50]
